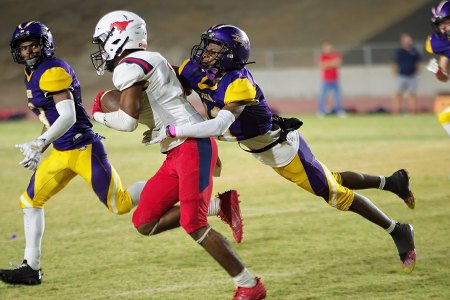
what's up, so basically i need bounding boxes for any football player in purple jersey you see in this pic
[0,21,146,286]
[426,0,450,136]
[157,24,417,274]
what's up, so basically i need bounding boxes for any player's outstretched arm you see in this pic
[167,102,246,139]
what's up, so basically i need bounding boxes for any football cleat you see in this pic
[391,223,416,273]
[233,277,267,300]
[385,169,415,209]
[217,190,244,243]
[0,260,42,285]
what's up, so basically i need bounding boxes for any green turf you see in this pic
[0,114,449,300]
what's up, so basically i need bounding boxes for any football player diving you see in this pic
[157,24,417,274]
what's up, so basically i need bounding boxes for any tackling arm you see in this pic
[169,102,246,138]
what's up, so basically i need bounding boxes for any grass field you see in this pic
[0,114,449,300]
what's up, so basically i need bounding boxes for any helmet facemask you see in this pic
[91,11,148,76]
[12,39,41,69]
[91,28,129,75]
[191,25,253,73]
[192,37,235,77]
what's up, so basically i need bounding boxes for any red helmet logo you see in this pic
[110,20,134,33]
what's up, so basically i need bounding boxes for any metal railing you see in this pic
[250,42,431,68]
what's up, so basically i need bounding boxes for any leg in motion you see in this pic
[209,190,244,243]
[191,226,266,300]
[348,193,416,273]
[338,169,415,209]
[0,208,44,285]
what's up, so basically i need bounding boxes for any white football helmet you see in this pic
[91,10,147,75]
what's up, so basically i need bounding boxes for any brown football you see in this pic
[101,89,121,112]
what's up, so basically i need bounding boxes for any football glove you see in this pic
[92,90,106,118]
[426,58,439,74]
[15,138,46,157]
[16,139,45,171]
[19,153,41,171]
[142,127,167,145]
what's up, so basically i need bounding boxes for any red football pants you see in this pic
[132,137,218,234]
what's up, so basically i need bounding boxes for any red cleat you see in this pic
[217,190,244,243]
[232,277,266,300]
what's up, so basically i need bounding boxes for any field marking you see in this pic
[86,270,302,299]
[84,251,450,299]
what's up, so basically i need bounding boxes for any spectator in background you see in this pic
[392,33,422,115]
[318,41,346,117]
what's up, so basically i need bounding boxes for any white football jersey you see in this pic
[113,50,205,152]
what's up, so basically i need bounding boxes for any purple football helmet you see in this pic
[432,1,450,37]
[191,24,252,71]
[10,21,55,69]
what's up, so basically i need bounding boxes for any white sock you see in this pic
[127,181,146,207]
[207,197,220,216]
[23,208,45,270]
[385,219,397,234]
[233,268,257,288]
[378,176,386,189]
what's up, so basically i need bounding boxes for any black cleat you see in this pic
[0,260,42,285]
[390,223,416,273]
[385,169,415,209]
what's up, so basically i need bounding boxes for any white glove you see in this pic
[15,138,46,157]
[15,139,46,171]
[142,127,167,145]
[19,152,41,171]
[427,58,439,74]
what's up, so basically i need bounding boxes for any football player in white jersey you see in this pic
[90,11,266,299]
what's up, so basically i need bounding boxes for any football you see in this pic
[100,89,121,112]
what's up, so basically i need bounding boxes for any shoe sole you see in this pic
[0,277,41,285]
[402,224,416,273]
[399,170,415,209]
[404,193,415,210]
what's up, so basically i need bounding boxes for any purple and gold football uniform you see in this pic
[425,32,450,57]
[20,57,133,214]
[425,33,450,135]
[178,59,354,210]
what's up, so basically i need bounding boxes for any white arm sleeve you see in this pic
[175,109,235,138]
[93,109,138,132]
[38,99,76,145]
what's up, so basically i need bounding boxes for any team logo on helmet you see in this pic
[110,20,134,33]
[232,33,249,50]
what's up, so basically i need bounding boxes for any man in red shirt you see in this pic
[318,41,345,116]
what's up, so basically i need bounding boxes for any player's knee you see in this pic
[190,225,212,244]
[136,220,159,236]
[327,190,354,211]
